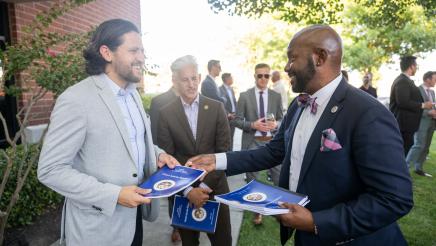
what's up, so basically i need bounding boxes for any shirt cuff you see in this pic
[199,182,212,192]
[215,153,227,170]
[183,186,194,197]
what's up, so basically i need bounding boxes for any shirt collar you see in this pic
[423,84,433,91]
[180,94,200,107]
[104,74,137,97]
[223,83,232,90]
[207,75,216,82]
[254,86,268,95]
[402,72,411,79]
[311,74,342,107]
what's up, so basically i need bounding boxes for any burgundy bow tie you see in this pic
[297,94,318,114]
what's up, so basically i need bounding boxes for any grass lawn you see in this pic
[237,137,436,246]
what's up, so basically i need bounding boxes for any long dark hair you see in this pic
[83,19,139,75]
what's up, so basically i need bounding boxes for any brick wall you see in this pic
[7,0,141,125]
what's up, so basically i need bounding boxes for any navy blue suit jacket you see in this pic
[201,75,227,104]
[226,79,413,245]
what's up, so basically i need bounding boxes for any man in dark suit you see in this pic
[188,25,413,246]
[406,71,436,177]
[219,73,237,148]
[157,55,232,246]
[390,56,433,155]
[149,87,177,144]
[201,59,227,104]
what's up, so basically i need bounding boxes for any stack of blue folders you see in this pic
[215,180,310,215]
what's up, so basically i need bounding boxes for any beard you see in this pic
[288,58,316,93]
[114,61,143,83]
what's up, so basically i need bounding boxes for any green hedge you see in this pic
[141,94,156,113]
[0,145,63,228]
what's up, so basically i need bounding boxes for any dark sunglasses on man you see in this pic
[256,74,270,79]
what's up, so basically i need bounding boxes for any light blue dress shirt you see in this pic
[105,75,146,182]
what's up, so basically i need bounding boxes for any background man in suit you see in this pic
[406,71,436,177]
[188,25,413,246]
[219,72,237,148]
[157,55,232,246]
[271,71,289,114]
[390,55,433,155]
[37,19,179,246]
[234,63,283,225]
[201,59,227,104]
[359,72,377,98]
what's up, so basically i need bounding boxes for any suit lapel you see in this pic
[279,104,303,190]
[297,79,348,188]
[267,89,274,114]
[93,75,136,167]
[174,98,196,146]
[249,88,259,117]
[418,86,427,101]
[195,96,207,152]
[131,90,148,126]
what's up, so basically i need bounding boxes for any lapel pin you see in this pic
[204,105,209,110]
[331,106,338,113]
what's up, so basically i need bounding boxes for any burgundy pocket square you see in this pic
[320,128,342,152]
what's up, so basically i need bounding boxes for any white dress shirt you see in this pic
[215,74,343,193]
[106,75,146,182]
[254,86,272,137]
[289,74,342,191]
[272,80,289,111]
[223,84,236,112]
[422,85,434,102]
[181,95,199,140]
[180,94,211,195]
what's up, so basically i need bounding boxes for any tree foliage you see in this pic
[208,0,435,27]
[217,0,436,72]
[342,3,436,72]
[235,18,297,71]
[0,0,92,97]
[208,0,344,24]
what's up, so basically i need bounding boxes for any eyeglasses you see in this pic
[256,74,270,79]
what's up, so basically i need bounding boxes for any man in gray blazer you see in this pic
[406,71,436,177]
[37,19,179,246]
[234,63,283,224]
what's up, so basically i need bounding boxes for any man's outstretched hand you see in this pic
[158,153,180,169]
[186,154,217,173]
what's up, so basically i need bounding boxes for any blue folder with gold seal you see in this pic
[171,195,220,233]
[139,166,205,198]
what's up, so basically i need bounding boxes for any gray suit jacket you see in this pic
[38,74,164,245]
[234,87,283,149]
[418,85,436,129]
[219,85,237,113]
